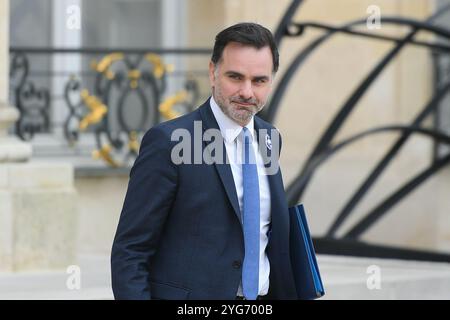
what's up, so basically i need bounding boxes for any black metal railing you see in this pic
[9,47,210,167]
[262,0,450,262]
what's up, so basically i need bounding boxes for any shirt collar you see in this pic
[209,95,255,143]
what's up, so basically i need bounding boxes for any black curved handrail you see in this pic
[286,125,450,197]
[290,21,450,52]
[263,16,450,124]
[326,79,450,236]
[262,17,443,123]
[285,25,417,203]
[269,17,450,203]
[273,0,305,47]
[343,152,450,239]
[267,1,450,260]
[278,10,450,236]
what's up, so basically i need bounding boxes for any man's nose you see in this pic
[238,81,254,100]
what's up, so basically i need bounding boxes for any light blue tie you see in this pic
[241,127,260,300]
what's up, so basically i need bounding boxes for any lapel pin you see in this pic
[265,134,272,150]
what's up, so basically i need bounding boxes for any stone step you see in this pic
[317,255,450,299]
[1,254,450,299]
[0,254,113,300]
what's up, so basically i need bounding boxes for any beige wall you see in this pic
[75,176,128,254]
[186,0,450,251]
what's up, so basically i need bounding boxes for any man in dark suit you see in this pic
[111,22,298,300]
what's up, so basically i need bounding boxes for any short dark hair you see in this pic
[211,22,279,73]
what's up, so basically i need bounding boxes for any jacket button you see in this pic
[232,260,242,269]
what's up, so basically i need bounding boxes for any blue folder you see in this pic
[289,204,325,300]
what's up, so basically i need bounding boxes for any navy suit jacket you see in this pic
[111,99,298,300]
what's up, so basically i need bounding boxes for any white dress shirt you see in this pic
[209,96,271,297]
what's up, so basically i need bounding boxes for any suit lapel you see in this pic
[199,100,242,223]
[254,117,279,199]
[254,117,287,249]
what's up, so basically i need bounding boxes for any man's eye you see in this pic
[229,74,241,80]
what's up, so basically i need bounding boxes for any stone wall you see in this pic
[0,0,78,272]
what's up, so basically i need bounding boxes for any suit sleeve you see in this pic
[111,126,178,300]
